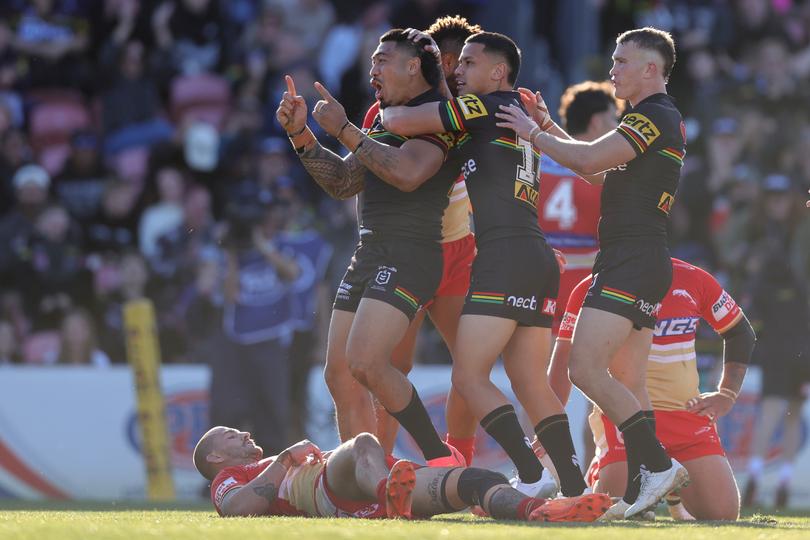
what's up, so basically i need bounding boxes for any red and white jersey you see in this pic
[558,258,743,410]
[537,155,601,271]
[210,458,305,516]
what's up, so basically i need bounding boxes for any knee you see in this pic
[352,432,382,456]
[348,355,379,387]
[451,367,479,397]
[324,361,351,395]
[567,356,593,391]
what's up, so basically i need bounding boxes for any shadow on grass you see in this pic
[0,499,212,512]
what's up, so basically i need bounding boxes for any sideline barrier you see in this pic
[0,364,807,506]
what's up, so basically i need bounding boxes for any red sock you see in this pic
[516,497,546,520]
[376,478,387,504]
[385,454,398,469]
[445,435,475,466]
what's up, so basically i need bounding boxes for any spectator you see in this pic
[84,179,140,256]
[0,129,33,217]
[139,164,186,260]
[101,39,173,155]
[54,130,108,224]
[0,164,51,278]
[44,308,111,366]
[152,0,226,76]
[8,0,92,90]
[204,201,300,455]
[19,204,89,331]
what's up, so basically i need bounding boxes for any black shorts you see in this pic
[462,237,559,327]
[583,242,672,330]
[758,339,810,399]
[333,237,443,320]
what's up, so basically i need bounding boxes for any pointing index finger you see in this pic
[313,81,335,102]
[285,75,297,96]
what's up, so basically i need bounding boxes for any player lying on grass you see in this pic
[193,427,609,521]
[550,258,755,520]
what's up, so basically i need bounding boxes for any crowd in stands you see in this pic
[0,0,808,450]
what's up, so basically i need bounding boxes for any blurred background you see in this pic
[0,0,808,507]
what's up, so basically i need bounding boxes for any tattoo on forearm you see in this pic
[426,475,444,512]
[486,486,526,520]
[354,138,403,185]
[720,362,748,394]
[299,143,365,199]
[252,482,278,504]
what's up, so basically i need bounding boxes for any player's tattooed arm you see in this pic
[251,482,278,503]
[299,143,366,200]
[350,130,445,192]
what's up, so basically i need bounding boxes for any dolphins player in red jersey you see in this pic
[550,258,755,520]
[194,427,610,521]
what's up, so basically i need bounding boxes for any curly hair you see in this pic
[427,15,482,55]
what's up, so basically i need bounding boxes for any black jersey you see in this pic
[600,93,685,246]
[360,89,458,243]
[437,91,544,244]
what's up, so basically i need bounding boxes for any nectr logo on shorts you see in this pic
[635,299,661,317]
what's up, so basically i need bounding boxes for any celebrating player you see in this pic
[495,27,690,518]
[193,426,610,521]
[381,31,588,499]
[361,16,482,465]
[277,30,464,467]
[551,259,755,520]
[536,81,619,333]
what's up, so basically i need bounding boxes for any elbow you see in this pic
[394,172,424,192]
[578,156,602,176]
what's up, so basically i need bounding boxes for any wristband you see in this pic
[287,125,306,138]
[336,120,351,138]
[528,125,541,144]
[718,388,738,402]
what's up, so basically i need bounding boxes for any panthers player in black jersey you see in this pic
[495,27,689,519]
[277,30,465,469]
[382,32,588,500]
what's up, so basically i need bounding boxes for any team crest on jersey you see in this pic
[457,94,488,119]
[621,113,660,144]
[671,288,696,307]
[374,266,396,286]
[436,132,456,148]
[657,192,674,214]
[514,182,538,206]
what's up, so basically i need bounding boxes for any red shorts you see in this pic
[434,233,475,297]
[322,465,387,518]
[553,268,591,334]
[599,410,725,469]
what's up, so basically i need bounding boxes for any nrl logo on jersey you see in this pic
[457,94,488,119]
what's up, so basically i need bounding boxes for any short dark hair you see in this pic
[379,28,441,88]
[616,27,676,82]
[559,81,620,135]
[465,31,521,85]
[427,15,482,56]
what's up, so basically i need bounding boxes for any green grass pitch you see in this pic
[1,501,809,540]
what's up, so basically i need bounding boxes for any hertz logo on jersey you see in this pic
[457,95,488,120]
[514,182,538,207]
[657,192,674,214]
[621,113,660,144]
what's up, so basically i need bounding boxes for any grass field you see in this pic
[2,502,810,540]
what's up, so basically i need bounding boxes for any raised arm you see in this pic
[311,82,446,192]
[220,440,323,517]
[381,102,446,136]
[276,76,365,200]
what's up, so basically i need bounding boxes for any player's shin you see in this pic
[534,414,587,496]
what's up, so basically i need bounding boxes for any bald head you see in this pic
[193,426,263,481]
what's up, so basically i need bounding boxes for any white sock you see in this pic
[748,456,764,478]
[779,462,793,484]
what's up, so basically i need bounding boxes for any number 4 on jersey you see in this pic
[543,178,577,229]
